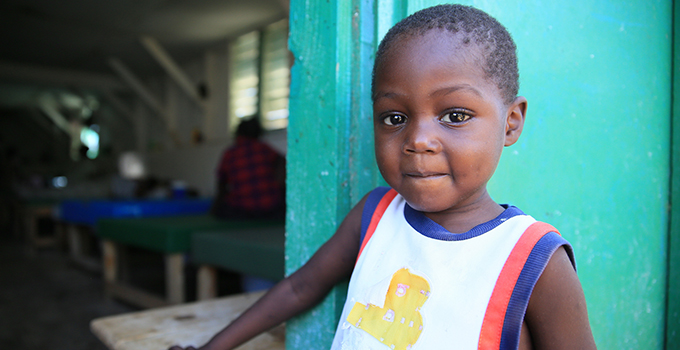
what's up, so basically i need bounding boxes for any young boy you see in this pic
[171,4,595,350]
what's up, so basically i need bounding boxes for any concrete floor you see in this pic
[0,234,136,350]
[0,217,245,350]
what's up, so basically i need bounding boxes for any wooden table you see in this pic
[90,291,285,350]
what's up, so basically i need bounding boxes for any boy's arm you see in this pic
[171,194,368,350]
[524,246,597,349]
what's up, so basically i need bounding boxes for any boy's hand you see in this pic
[168,346,197,350]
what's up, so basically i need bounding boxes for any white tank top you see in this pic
[331,187,573,350]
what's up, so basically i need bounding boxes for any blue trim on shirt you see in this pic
[404,203,526,241]
[360,187,392,244]
[498,232,575,350]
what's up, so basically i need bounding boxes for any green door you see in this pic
[285,0,674,348]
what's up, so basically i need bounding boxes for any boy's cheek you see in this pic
[374,154,398,186]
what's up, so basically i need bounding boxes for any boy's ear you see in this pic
[504,96,527,147]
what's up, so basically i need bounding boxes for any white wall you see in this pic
[145,128,286,197]
[145,140,225,197]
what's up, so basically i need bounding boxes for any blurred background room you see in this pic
[0,1,290,349]
[0,1,678,350]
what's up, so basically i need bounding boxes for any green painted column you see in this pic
[285,0,380,348]
[668,1,680,348]
[286,1,350,347]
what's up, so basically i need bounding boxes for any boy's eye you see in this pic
[383,114,407,126]
[441,111,471,124]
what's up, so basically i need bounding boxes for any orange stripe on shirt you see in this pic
[477,222,559,349]
[356,189,398,264]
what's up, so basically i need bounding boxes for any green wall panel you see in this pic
[485,2,671,349]
[668,0,680,348]
[286,0,673,348]
[413,0,672,348]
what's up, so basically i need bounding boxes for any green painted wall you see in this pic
[668,1,679,348]
[473,1,672,349]
[286,0,674,348]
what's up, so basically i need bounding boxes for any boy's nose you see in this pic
[403,120,442,154]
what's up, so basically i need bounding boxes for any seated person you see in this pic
[211,117,285,221]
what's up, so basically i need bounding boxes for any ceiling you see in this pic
[0,0,289,167]
[0,0,288,80]
[0,0,289,115]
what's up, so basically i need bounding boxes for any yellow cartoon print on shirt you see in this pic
[346,268,431,350]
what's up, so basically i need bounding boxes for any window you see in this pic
[259,20,290,130]
[229,31,260,130]
[229,20,290,132]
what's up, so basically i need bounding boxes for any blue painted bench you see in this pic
[58,198,212,270]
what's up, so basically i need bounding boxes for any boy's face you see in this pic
[373,30,523,221]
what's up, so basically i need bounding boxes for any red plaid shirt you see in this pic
[217,136,284,212]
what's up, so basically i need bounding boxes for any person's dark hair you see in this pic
[236,117,263,139]
[372,4,519,105]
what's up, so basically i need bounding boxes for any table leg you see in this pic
[103,240,118,286]
[25,208,37,255]
[165,253,184,304]
[68,225,82,261]
[197,265,218,301]
[25,206,58,251]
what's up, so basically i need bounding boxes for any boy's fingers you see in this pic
[168,346,196,350]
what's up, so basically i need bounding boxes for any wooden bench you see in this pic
[90,290,284,350]
[97,215,282,308]
[59,198,212,271]
[192,226,285,300]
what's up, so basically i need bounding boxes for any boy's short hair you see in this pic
[372,4,519,105]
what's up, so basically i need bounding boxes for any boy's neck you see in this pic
[421,192,505,234]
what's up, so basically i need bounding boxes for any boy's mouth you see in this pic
[404,171,448,179]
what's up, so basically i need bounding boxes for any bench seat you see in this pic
[96,215,282,307]
[191,226,285,299]
[192,226,285,281]
[60,198,211,271]
[97,214,281,254]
